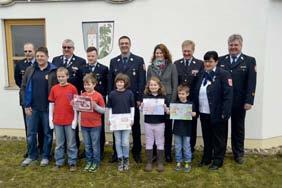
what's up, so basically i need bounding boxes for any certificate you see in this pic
[73,94,93,112]
[143,98,165,115]
[110,113,132,131]
[169,103,192,120]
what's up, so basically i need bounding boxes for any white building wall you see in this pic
[0,0,280,140]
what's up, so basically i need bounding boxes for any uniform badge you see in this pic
[240,65,247,69]
[99,81,102,85]
[220,64,225,67]
[130,58,133,61]
[191,70,199,76]
[117,58,121,62]
[228,79,233,86]
[72,66,78,71]
[133,71,136,76]
[45,75,48,80]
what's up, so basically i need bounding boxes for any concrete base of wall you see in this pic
[1,128,281,149]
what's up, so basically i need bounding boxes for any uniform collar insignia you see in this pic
[193,60,196,64]
[225,55,229,59]
[117,58,121,62]
[240,56,244,60]
[180,60,184,63]
[130,57,134,61]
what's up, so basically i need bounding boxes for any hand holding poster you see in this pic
[73,94,93,112]
[169,103,192,120]
[143,98,165,115]
[110,113,132,131]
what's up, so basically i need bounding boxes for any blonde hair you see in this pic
[144,76,166,96]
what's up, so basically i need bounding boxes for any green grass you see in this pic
[0,140,282,188]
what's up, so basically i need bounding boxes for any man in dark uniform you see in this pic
[218,34,257,164]
[81,46,108,160]
[108,36,146,163]
[14,43,44,157]
[52,39,86,152]
[174,40,204,155]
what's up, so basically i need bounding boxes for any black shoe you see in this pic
[198,160,211,167]
[209,163,220,170]
[235,157,244,164]
[23,152,28,158]
[133,154,142,163]
[109,154,118,163]
[165,155,172,163]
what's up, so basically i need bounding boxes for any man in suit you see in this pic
[14,43,44,158]
[52,39,86,153]
[218,34,257,164]
[81,46,108,160]
[108,36,146,163]
[174,40,204,155]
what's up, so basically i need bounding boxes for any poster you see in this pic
[110,113,132,131]
[143,98,165,115]
[169,103,192,120]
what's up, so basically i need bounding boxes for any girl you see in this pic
[80,74,105,172]
[107,73,135,172]
[141,76,168,172]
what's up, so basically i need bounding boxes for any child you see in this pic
[172,85,196,173]
[107,73,135,172]
[80,74,105,172]
[141,76,168,172]
[48,67,78,171]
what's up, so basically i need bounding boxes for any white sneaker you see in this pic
[21,158,34,167]
[40,159,49,167]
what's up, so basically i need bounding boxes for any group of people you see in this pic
[14,34,256,172]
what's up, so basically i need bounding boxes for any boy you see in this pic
[172,85,196,172]
[48,67,78,171]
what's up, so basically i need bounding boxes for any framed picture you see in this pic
[169,103,192,120]
[73,94,93,112]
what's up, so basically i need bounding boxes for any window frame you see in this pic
[4,19,46,88]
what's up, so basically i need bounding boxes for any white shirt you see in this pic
[199,79,211,114]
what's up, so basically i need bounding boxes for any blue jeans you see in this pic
[27,110,52,160]
[81,126,101,165]
[114,130,131,159]
[54,125,77,166]
[174,135,192,162]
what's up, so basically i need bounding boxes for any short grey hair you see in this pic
[62,39,75,47]
[228,34,243,44]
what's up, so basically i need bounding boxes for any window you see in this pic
[4,19,46,88]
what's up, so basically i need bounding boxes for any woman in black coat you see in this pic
[194,51,233,170]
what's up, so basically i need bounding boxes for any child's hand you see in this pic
[70,100,74,106]
[192,112,196,117]
[106,121,111,126]
[163,104,169,114]
[92,101,97,108]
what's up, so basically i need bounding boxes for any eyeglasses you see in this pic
[62,46,73,49]
[24,50,33,53]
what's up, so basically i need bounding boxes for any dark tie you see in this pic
[231,56,237,64]
[27,61,32,66]
[203,71,214,86]
[123,57,128,64]
[64,58,68,66]
[185,59,190,67]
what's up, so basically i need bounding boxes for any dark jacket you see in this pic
[81,62,108,97]
[147,62,178,103]
[194,67,233,122]
[20,63,58,107]
[174,57,204,99]
[218,53,256,107]
[108,53,146,101]
[52,54,86,93]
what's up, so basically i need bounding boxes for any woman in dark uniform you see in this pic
[195,51,233,170]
